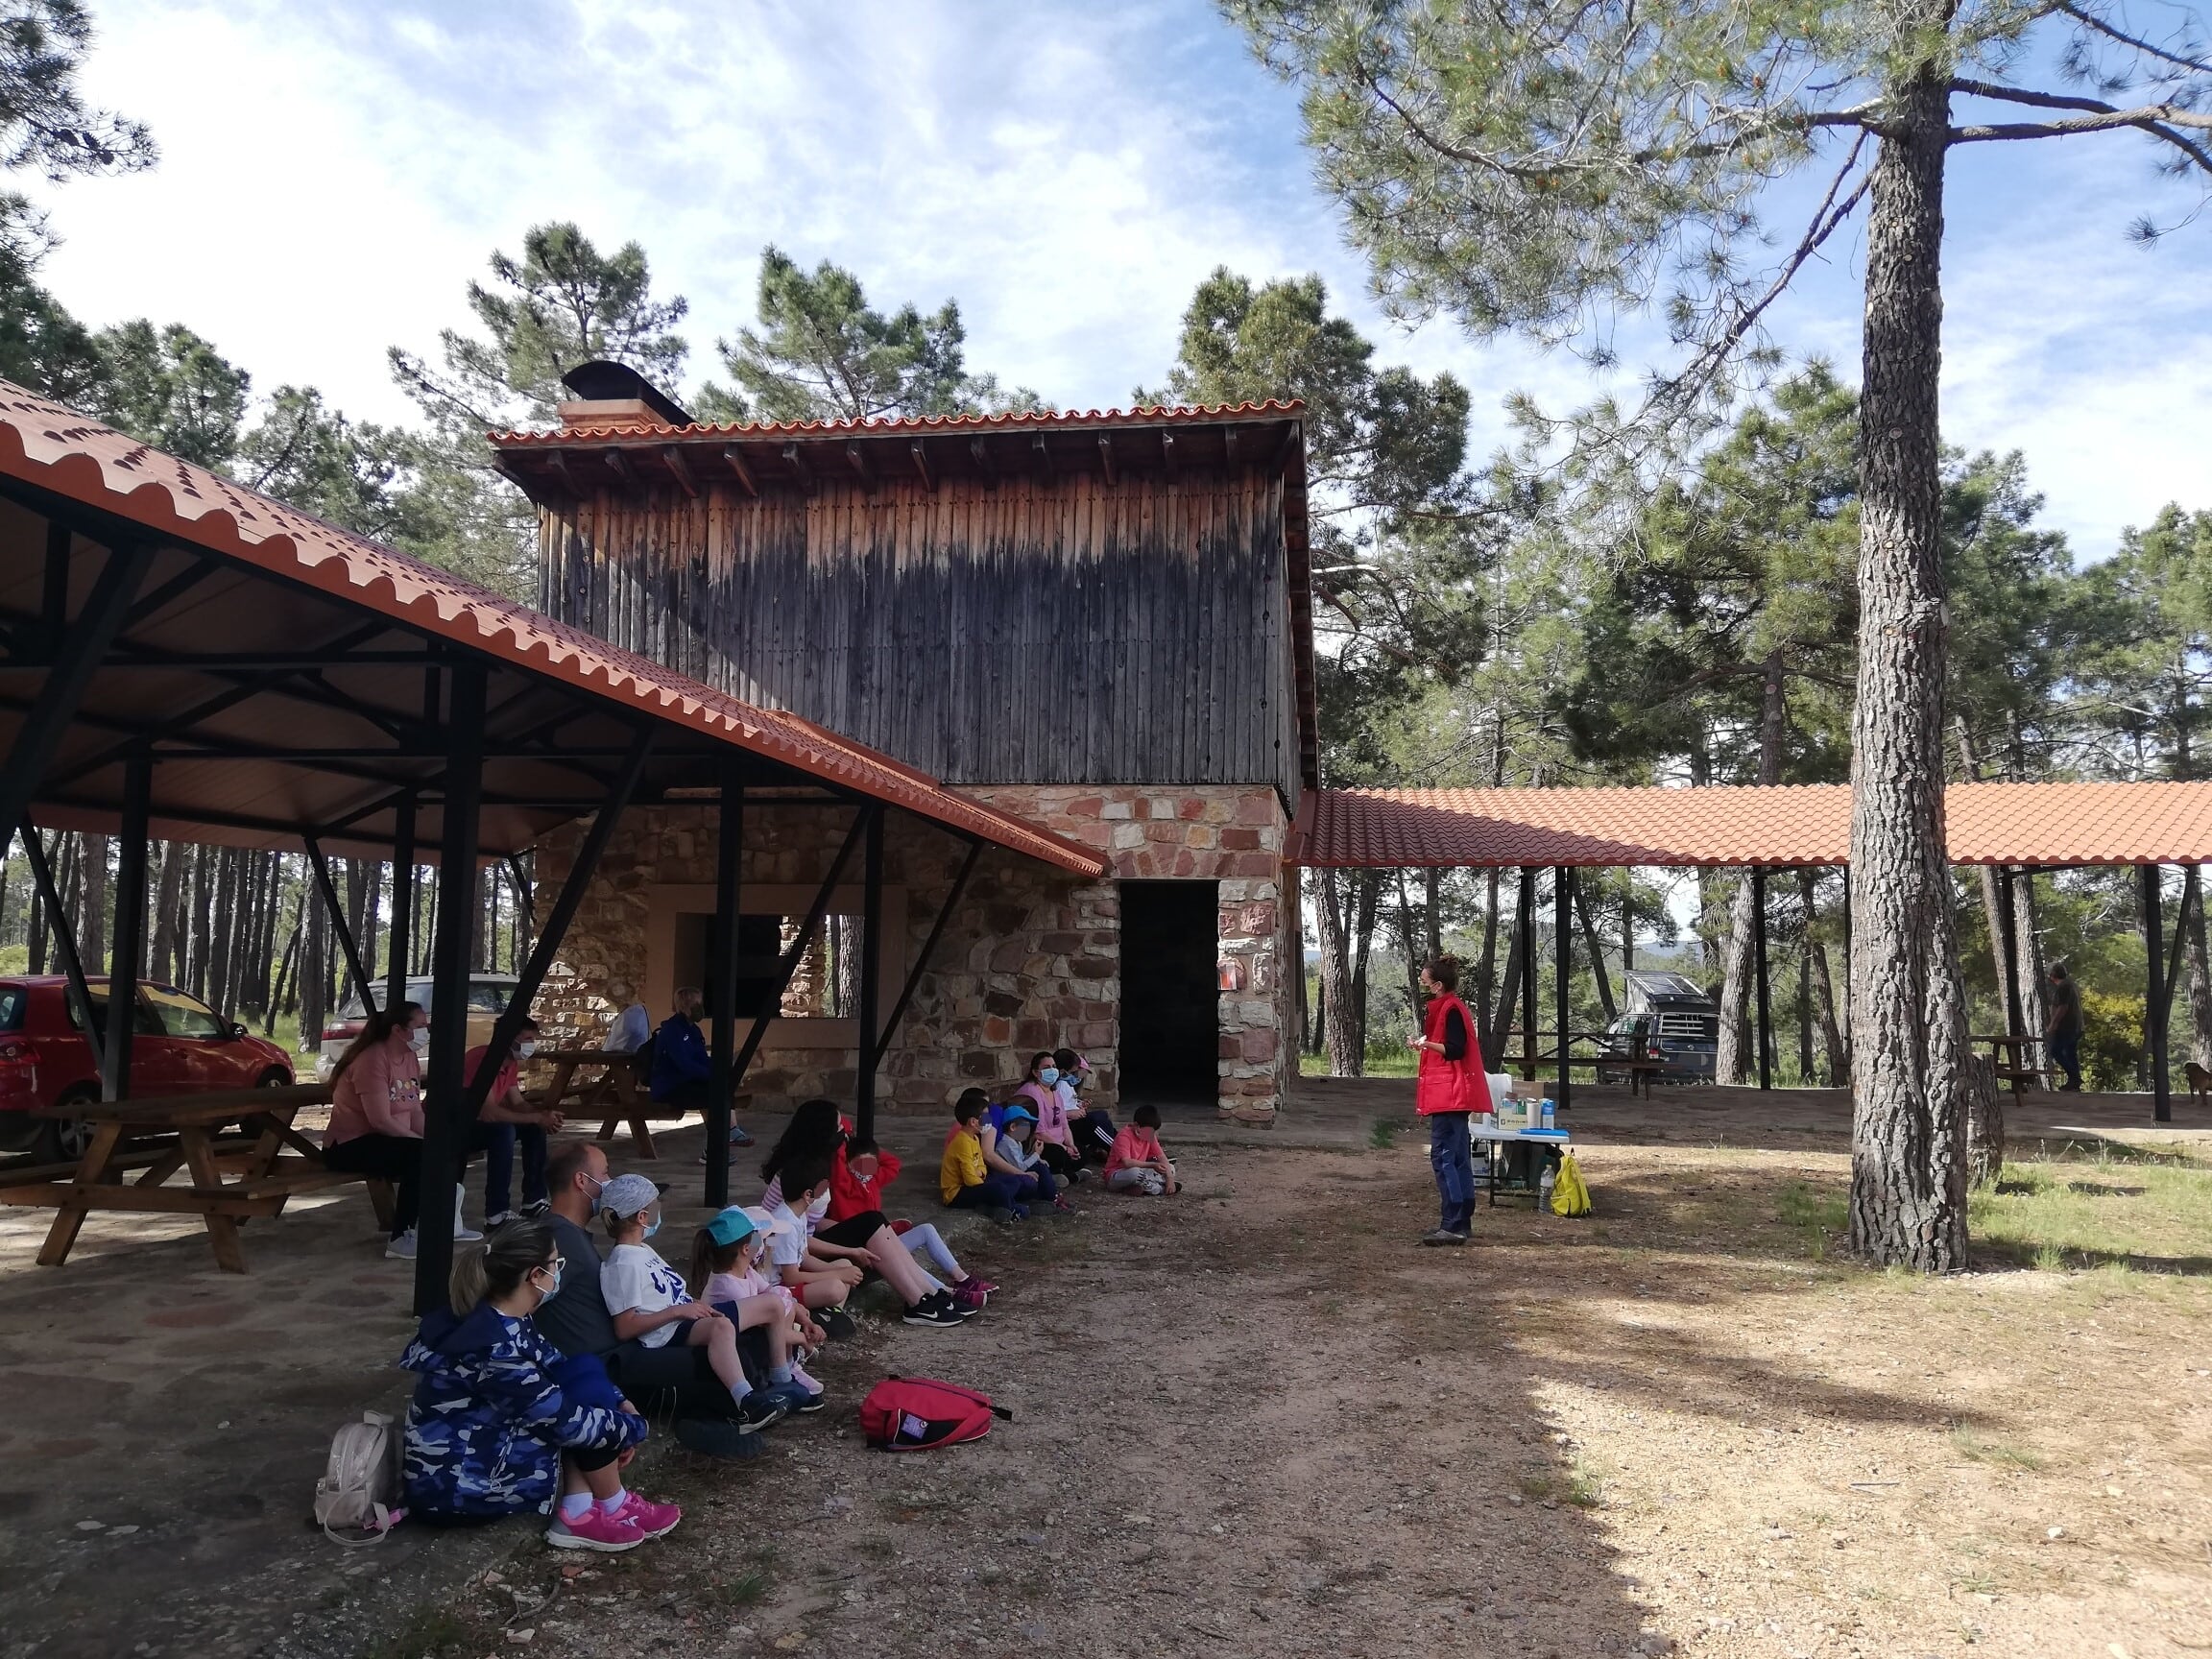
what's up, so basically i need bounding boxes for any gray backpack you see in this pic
[314,1409,400,1544]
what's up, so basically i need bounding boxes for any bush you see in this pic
[2080,987,2144,1092]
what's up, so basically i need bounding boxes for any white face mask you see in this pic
[407,1025,429,1051]
[517,1040,538,1059]
[806,1189,831,1220]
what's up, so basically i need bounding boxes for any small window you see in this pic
[64,987,162,1035]
[144,984,228,1040]
[467,983,513,1014]
[0,987,22,1032]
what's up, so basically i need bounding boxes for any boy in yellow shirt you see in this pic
[940,1090,1027,1222]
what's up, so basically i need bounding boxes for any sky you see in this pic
[22,0,2212,557]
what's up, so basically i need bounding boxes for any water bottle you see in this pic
[1540,1096,1555,1131]
[1540,1166,1557,1206]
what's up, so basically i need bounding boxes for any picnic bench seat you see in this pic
[530,1048,732,1159]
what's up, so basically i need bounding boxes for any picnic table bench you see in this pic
[0,1084,391,1272]
[1973,1033,2049,1094]
[1501,1030,1671,1098]
[529,1048,735,1160]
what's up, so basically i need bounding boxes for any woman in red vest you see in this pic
[1406,955,1481,1246]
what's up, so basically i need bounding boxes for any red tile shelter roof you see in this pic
[487,399,1308,446]
[1288,783,2212,869]
[0,381,1108,876]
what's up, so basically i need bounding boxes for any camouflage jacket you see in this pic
[398,1303,646,1518]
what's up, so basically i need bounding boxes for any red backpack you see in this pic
[858,1376,1011,1451]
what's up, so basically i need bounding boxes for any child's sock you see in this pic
[770,1362,794,1386]
[728,1376,752,1407]
[596,1486,628,1515]
[559,1492,593,1521]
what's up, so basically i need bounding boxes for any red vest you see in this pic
[1415,990,1482,1116]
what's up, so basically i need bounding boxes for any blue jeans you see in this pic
[950,1173,1030,1216]
[1429,1112,1475,1235]
[480,1122,548,1216]
[2049,1029,2080,1090]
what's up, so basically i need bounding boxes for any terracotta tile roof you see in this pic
[0,381,1108,877]
[488,399,1306,447]
[1288,783,2212,869]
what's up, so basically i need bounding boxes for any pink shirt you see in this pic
[328,1038,423,1142]
[1018,1081,1074,1152]
[1105,1124,1166,1178]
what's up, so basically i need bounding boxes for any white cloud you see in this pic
[20,0,2212,557]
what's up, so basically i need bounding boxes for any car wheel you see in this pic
[33,1093,99,1165]
[255,1068,292,1089]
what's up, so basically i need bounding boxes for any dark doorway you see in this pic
[1119,879,1219,1107]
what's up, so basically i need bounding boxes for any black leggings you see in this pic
[324,1126,499,1238]
[814,1211,888,1250]
[569,1439,625,1473]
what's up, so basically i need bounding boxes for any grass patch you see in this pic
[1778,1180,1847,1259]
[1369,1117,1403,1150]
[709,1569,772,1607]
[1517,1473,1554,1500]
[1951,1428,2045,1471]
[1969,1156,2212,1273]
[363,1604,478,1659]
[1564,1459,1606,1508]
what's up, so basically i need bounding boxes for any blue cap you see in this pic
[998,1102,1036,1124]
[705,1207,758,1247]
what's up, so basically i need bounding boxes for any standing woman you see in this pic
[1406,955,1480,1247]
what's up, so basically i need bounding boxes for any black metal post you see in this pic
[303,836,375,1016]
[1996,865,2024,1042]
[2145,862,2171,1124]
[727,812,870,1090]
[1622,881,1633,977]
[1553,865,1572,1114]
[100,749,152,1102]
[416,661,485,1315]
[21,822,99,1075]
[1519,866,1538,1080]
[872,838,984,1072]
[387,795,416,1013]
[705,770,744,1209]
[0,542,150,846]
[41,520,68,639]
[461,727,655,1126]
[1752,868,1772,1091]
[854,806,886,1142]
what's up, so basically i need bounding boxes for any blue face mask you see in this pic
[1040,1067,1060,1087]
[541,1262,564,1297]
[642,1212,661,1239]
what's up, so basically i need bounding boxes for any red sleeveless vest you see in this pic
[1415,990,1482,1116]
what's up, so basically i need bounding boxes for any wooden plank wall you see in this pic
[541,469,1300,801]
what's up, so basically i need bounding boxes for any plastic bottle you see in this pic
[1541,1097,1556,1131]
[1540,1166,1557,1206]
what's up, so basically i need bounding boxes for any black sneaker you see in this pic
[733,1390,790,1433]
[922,1288,973,1319]
[821,1307,858,1342]
[902,1298,968,1328]
[674,1417,768,1460]
[986,1205,1016,1226]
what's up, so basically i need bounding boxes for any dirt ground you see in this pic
[6,1082,2211,1659]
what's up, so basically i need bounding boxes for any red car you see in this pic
[0,976,295,1162]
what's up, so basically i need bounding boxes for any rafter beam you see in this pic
[781,442,812,490]
[1031,433,1053,482]
[1160,430,1178,481]
[909,440,932,491]
[662,445,699,499]
[1096,434,1116,486]
[721,445,758,498]
[969,436,996,488]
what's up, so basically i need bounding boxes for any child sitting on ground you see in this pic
[773,1154,969,1328]
[1013,1051,1084,1184]
[595,1173,786,1432]
[685,1207,825,1410]
[941,1090,1031,1221]
[1054,1048,1119,1166]
[991,1103,1075,1214]
[832,1135,996,1310]
[1105,1104,1179,1196]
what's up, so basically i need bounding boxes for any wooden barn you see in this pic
[491,367,1317,1120]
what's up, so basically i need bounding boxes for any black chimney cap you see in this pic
[560,360,695,427]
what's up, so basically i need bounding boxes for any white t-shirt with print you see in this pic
[600,1241,693,1349]
[764,1199,810,1269]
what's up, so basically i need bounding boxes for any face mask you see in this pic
[517,1041,538,1060]
[806,1190,831,1220]
[536,1262,563,1298]
[408,1026,429,1051]
[641,1211,661,1239]
[1040,1068,1060,1086]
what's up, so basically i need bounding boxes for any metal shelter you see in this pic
[1287,783,2212,1122]
[0,382,1105,1308]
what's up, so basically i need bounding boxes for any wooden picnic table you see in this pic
[0,1084,389,1272]
[1499,1029,1671,1098]
[529,1048,717,1160]
[1971,1032,2048,1094]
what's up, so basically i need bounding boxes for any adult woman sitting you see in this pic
[399,1218,679,1552]
[324,1001,460,1260]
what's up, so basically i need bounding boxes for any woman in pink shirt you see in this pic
[1013,1051,1085,1183]
[325,1001,445,1260]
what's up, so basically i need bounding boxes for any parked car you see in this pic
[313,974,520,1083]
[0,976,295,1162]
[1596,971,1720,1083]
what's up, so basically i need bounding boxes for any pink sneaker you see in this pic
[952,1279,990,1311]
[962,1276,999,1296]
[788,1362,826,1400]
[546,1503,645,1552]
[612,1491,682,1539]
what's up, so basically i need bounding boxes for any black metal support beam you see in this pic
[1553,865,1572,1115]
[1752,869,1772,1091]
[461,727,656,1134]
[21,821,99,1075]
[2144,862,2171,1124]
[1519,867,1538,1080]
[40,520,68,639]
[0,541,151,845]
[726,812,870,1094]
[871,837,983,1073]
[1996,865,2025,1042]
[2162,865,2197,1018]
[854,806,886,1142]
[101,750,152,1101]
[705,770,744,1208]
[416,660,486,1315]
[387,795,416,1011]
[303,836,376,1019]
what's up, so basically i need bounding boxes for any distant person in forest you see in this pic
[1407,955,1479,1246]
[2046,963,2083,1092]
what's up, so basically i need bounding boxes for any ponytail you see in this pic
[332,999,422,1083]
[447,1216,555,1312]
[685,1227,717,1300]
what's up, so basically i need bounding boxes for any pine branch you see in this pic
[2056,1,2212,75]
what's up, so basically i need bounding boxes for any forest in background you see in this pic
[0,2,2206,1091]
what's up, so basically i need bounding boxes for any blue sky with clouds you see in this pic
[24,0,2212,555]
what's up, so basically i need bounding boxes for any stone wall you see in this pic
[534,784,1292,1123]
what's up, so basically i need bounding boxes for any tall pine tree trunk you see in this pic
[1311,867,1359,1076]
[150,841,183,987]
[1349,870,1381,1066]
[1718,653,1786,1082]
[1846,56,1970,1272]
[2183,866,2212,1068]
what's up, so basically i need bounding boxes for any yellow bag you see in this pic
[1550,1151,1592,1217]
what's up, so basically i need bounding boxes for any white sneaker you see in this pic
[384,1228,419,1260]
[452,1183,483,1241]
[485,1211,520,1229]
[453,1222,484,1242]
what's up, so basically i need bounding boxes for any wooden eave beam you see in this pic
[720,445,758,498]
[1274,420,1303,469]
[661,445,699,499]
[909,440,933,491]
[1160,430,1178,481]
[605,449,635,486]
[1222,425,1239,466]
[544,452,581,496]
[968,437,997,489]
[781,443,813,490]
[1096,434,1116,486]
[1031,434,1053,483]
[846,442,871,486]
